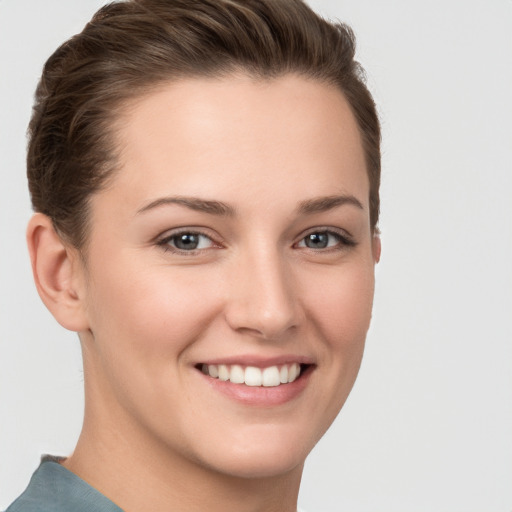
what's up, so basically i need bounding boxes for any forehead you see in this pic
[104,74,369,213]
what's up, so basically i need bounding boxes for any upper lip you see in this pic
[196,354,315,367]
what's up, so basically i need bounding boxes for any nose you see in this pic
[224,248,301,340]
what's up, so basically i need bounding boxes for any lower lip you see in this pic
[197,366,314,406]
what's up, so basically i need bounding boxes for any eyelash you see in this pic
[156,228,356,255]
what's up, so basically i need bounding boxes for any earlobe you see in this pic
[27,213,89,332]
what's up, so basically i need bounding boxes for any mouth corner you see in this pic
[300,363,314,376]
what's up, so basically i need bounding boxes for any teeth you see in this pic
[288,362,300,383]
[262,366,281,387]
[230,364,245,384]
[279,365,288,384]
[201,363,303,387]
[245,366,262,386]
[218,364,229,381]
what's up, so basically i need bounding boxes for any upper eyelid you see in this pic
[296,226,354,241]
[156,227,217,241]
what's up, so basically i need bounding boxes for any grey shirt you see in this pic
[6,456,124,512]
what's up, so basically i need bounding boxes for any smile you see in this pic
[200,363,304,387]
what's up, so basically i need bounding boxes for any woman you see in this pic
[6,0,380,511]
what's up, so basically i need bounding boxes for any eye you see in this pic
[296,230,355,250]
[158,231,215,252]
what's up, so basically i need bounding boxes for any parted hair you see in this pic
[28,0,381,248]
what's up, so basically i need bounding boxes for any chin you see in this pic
[204,449,306,480]
[188,422,320,480]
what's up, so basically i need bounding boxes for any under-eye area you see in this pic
[196,363,314,387]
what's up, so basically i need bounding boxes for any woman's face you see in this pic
[78,74,378,478]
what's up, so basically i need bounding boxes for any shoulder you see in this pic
[5,460,58,512]
[5,457,124,512]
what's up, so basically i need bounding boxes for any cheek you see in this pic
[294,261,375,441]
[82,256,226,431]
[304,261,375,351]
[85,255,223,363]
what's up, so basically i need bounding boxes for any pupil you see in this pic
[175,233,199,250]
[306,232,328,249]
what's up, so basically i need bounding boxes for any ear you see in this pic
[27,213,89,332]
[372,233,381,263]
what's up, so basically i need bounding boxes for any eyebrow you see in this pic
[137,196,236,216]
[137,194,364,217]
[296,195,364,214]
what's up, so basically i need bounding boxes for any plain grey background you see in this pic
[1,1,511,511]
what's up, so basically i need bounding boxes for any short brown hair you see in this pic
[27,0,381,248]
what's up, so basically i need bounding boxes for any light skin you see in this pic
[27,74,380,512]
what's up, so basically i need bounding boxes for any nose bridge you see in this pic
[225,242,299,339]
